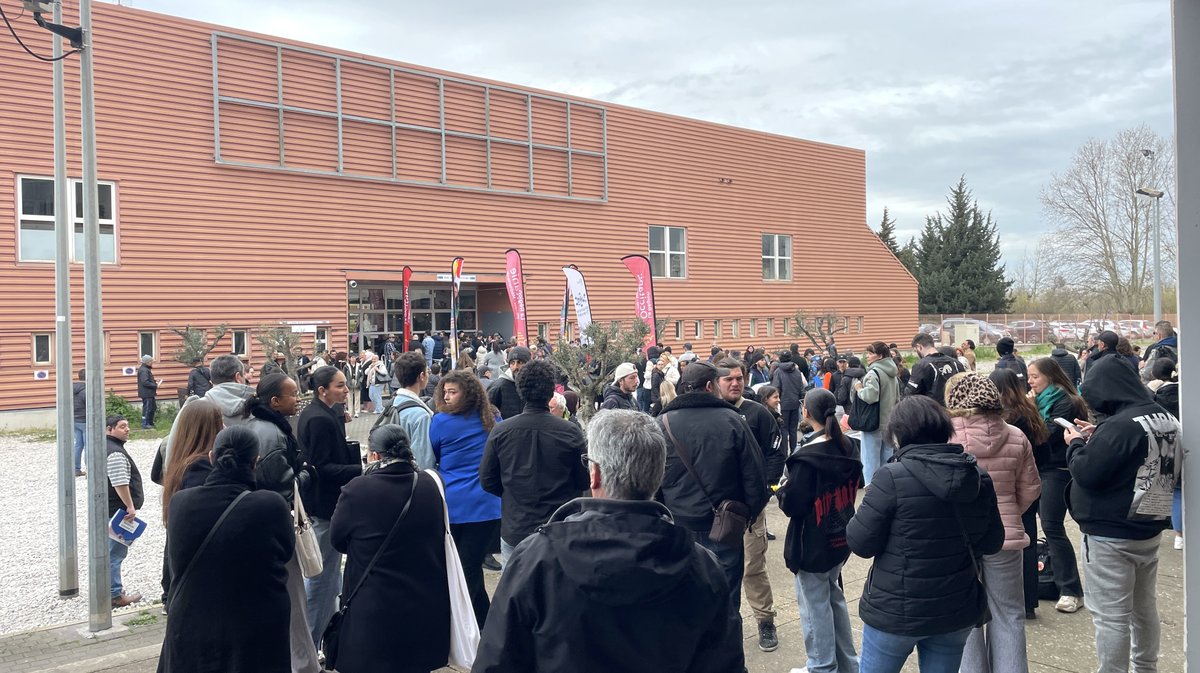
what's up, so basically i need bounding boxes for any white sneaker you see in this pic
[789,669,809,673]
[1175,535,1184,550]
[1056,595,1082,613]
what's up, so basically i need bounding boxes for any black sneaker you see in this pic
[481,554,502,572]
[758,621,779,652]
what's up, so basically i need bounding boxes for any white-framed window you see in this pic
[138,331,157,360]
[783,317,791,335]
[674,321,683,340]
[231,330,249,357]
[649,225,686,279]
[767,318,776,336]
[17,176,117,263]
[537,323,548,341]
[749,318,758,337]
[316,327,330,355]
[761,234,792,281]
[32,333,53,366]
[693,320,702,339]
[731,320,740,338]
[712,320,721,340]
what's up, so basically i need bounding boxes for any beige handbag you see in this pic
[293,481,323,578]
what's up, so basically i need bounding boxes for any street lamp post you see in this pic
[1136,186,1165,323]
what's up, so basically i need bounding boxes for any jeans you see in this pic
[1082,534,1161,673]
[860,623,972,673]
[71,419,85,472]
[304,517,342,650]
[688,527,745,616]
[961,549,1029,673]
[347,387,361,417]
[1038,469,1083,597]
[499,536,517,568]
[742,509,775,624]
[637,387,652,413]
[860,430,893,486]
[451,519,501,628]
[1172,488,1183,534]
[141,397,157,427]
[109,537,129,598]
[795,564,859,673]
[781,407,800,454]
[368,385,384,413]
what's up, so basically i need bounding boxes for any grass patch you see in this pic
[125,611,158,627]
[0,428,58,443]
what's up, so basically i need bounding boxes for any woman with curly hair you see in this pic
[429,369,501,627]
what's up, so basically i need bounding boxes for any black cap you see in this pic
[508,346,532,363]
[996,336,1015,356]
[1097,330,1119,351]
[678,360,728,393]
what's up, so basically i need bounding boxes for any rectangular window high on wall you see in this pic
[139,332,157,360]
[749,318,758,337]
[316,328,329,354]
[674,321,683,340]
[767,318,775,336]
[232,330,248,357]
[731,320,740,338]
[649,225,686,278]
[17,176,117,263]
[693,320,702,339]
[32,333,52,366]
[761,234,792,281]
[712,320,721,341]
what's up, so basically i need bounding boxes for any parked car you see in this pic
[940,318,1009,346]
[917,323,940,338]
[1047,322,1079,342]
[1080,319,1119,339]
[1118,320,1154,339]
[1006,320,1053,344]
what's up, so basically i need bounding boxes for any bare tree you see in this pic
[170,324,229,364]
[1040,125,1176,313]
[789,310,855,353]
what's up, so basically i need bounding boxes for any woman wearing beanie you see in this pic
[329,424,450,673]
[158,426,294,673]
[945,372,1041,673]
[777,388,862,673]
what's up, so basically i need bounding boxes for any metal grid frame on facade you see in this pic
[210,32,609,202]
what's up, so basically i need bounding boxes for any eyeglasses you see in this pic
[580,454,597,469]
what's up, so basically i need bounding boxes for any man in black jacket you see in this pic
[474,410,744,673]
[186,358,213,398]
[600,362,640,411]
[657,361,767,621]
[993,337,1029,390]
[105,415,143,608]
[136,355,160,428]
[835,356,865,412]
[716,358,782,652]
[487,345,531,420]
[770,351,808,454]
[480,359,588,565]
[904,333,964,405]
[1050,342,1082,390]
[1065,356,1179,673]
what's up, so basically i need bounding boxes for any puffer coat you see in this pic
[950,413,1040,551]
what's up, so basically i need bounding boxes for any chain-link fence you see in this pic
[916,313,1177,346]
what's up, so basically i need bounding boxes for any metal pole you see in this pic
[79,0,111,633]
[1171,1,1198,670]
[1153,195,1163,323]
[53,0,78,599]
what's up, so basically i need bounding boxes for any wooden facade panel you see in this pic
[218,102,279,165]
[281,50,337,113]
[532,148,569,197]
[343,121,393,178]
[531,98,568,147]
[394,71,441,128]
[394,128,442,183]
[445,136,488,189]
[282,111,338,171]
[340,62,392,121]
[488,89,527,141]
[444,82,486,135]
[215,38,277,102]
[490,142,529,192]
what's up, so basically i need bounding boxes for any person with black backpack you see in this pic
[853,342,900,485]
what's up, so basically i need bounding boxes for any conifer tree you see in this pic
[876,207,899,254]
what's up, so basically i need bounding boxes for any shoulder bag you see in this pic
[661,415,750,546]
[952,508,993,629]
[169,491,250,603]
[426,469,481,669]
[848,370,882,432]
[321,472,418,671]
[292,481,323,578]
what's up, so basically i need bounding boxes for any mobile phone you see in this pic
[1053,417,1081,433]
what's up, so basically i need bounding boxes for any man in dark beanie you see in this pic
[994,337,1029,390]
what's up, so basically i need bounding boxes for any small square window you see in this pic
[713,320,721,340]
[674,321,683,340]
[732,320,740,338]
[767,318,775,336]
[749,319,758,337]
[761,233,793,281]
[694,321,702,339]
[649,225,686,279]
[33,333,53,366]
[138,331,157,360]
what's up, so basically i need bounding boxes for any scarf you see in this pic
[1037,385,1066,421]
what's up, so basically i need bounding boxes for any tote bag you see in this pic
[293,481,323,578]
[425,469,481,669]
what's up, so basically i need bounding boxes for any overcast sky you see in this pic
[116,0,1175,267]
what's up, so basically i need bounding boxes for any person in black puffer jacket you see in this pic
[600,363,640,412]
[1050,342,1083,391]
[847,396,1003,672]
[835,356,865,411]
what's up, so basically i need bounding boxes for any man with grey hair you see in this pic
[473,409,744,672]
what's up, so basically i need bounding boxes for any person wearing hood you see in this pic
[834,356,864,413]
[1140,321,1178,382]
[1065,355,1180,673]
[1083,330,1123,377]
[155,355,255,483]
[993,337,1029,391]
[487,346,530,420]
[945,372,1040,673]
[601,362,641,411]
[1049,342,1082,391]
[770,351,808,454]
[473,409,744,673]
[854,342,901,485]
[1149,358,1182,551]
[777,388,863,673]
[847,396,1004,673]
[72,369,88,476]
[186,358,213,398]
[904,332,964,405]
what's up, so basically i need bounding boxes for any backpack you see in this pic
[372,397,429,430]
[1037,538,1060,601]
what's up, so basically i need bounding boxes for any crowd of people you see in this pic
[94,320,1182,673]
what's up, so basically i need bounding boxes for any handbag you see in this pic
[293,481,323,579]
[661,415,750,546]
[321,472,418,671]
[170,491,249,602]
[848,371,881,432]
[952,508,993,629]
[425,469,481,669]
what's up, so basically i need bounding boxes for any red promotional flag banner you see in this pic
[401,266,413,351]
[504,249,530,347]
[620,254,658,355]
[450,257,464,368]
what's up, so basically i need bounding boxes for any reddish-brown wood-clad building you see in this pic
[0,3,916,415]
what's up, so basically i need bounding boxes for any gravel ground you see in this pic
[0,435,166,635]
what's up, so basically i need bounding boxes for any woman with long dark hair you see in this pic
[429,369,501,628]
[777,388,862,673]
[1027,357,1089,614]
[298,365,358,649]
[158,426,294,673]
